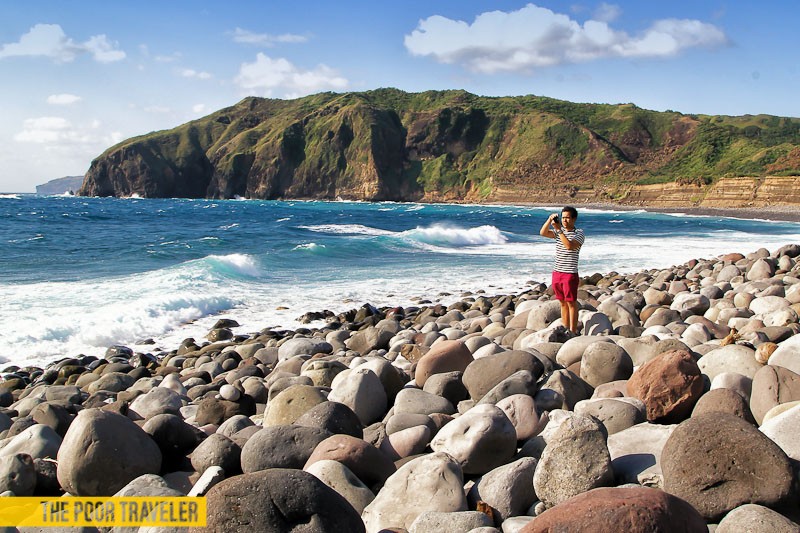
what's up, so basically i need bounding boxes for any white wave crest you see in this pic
[300,224,395,236]
[293,242,326,251]
[205,253,262,277]
[0,194,21,199]
[403,224,508,246]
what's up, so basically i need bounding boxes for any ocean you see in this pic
[2,194,799,369]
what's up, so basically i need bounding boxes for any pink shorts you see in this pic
[552,271,579,301]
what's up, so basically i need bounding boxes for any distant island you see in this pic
[78,89,800,208]
[36,175,85,195]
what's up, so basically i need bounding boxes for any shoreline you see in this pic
[498,201,800,223]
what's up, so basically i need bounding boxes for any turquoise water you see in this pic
[2,194,799,367]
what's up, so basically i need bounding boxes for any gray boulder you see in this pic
[57,408,162,496]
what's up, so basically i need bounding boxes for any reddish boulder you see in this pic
[414,340,473,387]
[303,434,395,492]
[521,487,706,532]
[626,349,704,423]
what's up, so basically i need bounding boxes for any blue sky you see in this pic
[1,0,798,192]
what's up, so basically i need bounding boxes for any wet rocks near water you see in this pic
[2,244,800,530]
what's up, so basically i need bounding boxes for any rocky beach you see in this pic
[3,241,800,532]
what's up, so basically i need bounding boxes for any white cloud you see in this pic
[179,68,212,80]
[84,35,126,63]
[47,93,82,105]
[404,3,728,73]
[234,53,348,97]
[192,104,208,114]
[13,116,123,152]
[0,24,125,63]
[231,27,308,46]
[593,3,621,23]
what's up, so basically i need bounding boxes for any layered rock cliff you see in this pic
[79,89,800,207]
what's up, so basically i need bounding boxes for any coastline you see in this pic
[502,201,800,223]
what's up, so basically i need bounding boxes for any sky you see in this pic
[1,1,798,192]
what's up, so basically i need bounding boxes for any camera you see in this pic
[552,215,559,224]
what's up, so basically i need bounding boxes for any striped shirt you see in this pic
[554,228,585,273]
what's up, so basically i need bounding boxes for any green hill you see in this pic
[79,89,800,202]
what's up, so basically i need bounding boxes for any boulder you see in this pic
[521,487,706,533]
[423,371,470,406]
[304,434,396,491]
[574,397,646,435]
[277,337,333,360]
[661,413,793,520]
[190,433,241,475]
[379,425,430,461]
[555,336,615,368]
[414,340,473,387]
[462,350,544,401]
[361,452,467,532]
[410,511,493,533]
[533,413,613,508]
[129,387,184,419]
[293,401,364,438]
[536,369,594,411]
[759,403,800,461]
[750,364,800,424]
[196,468,364,533]
[263,384,327,426]
[768,334,800,374]
[690,388,754,423]
[430,404,517,475]
[496,394,545,441]
[304,459,375,515]
[394,388,456,416]
[698,344,763,380]
[57,409,162,496]
[717,503,800,533]
[240,425,331,472]
[0,453,36,495]
[347,327,394,355]
[579,342,633,387]
[607,422,676,488]
[0,424,62,460]
[626,349,704,424]
[328,367,387,426]
[467,457,538,525]
[142,413,203,458]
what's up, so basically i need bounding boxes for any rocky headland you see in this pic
[3,244,800,531]
[77,89,800,210]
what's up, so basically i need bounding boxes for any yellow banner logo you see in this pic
[0,497,206,527]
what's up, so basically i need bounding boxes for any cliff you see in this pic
[79,89,800,207]
[36,176,85,195]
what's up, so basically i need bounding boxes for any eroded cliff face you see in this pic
[79,89,800,206]
[488,176,800,209]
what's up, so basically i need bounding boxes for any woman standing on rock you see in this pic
[540,206,585,334]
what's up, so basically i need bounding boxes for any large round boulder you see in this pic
[661,413,793,521]
[57,409,162,496]
[462,350,544,401]
[430,404,517,475]
[361,452,466,532]
[414,340,473,387]
[241,425,331,473]
[194,468,364,532]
